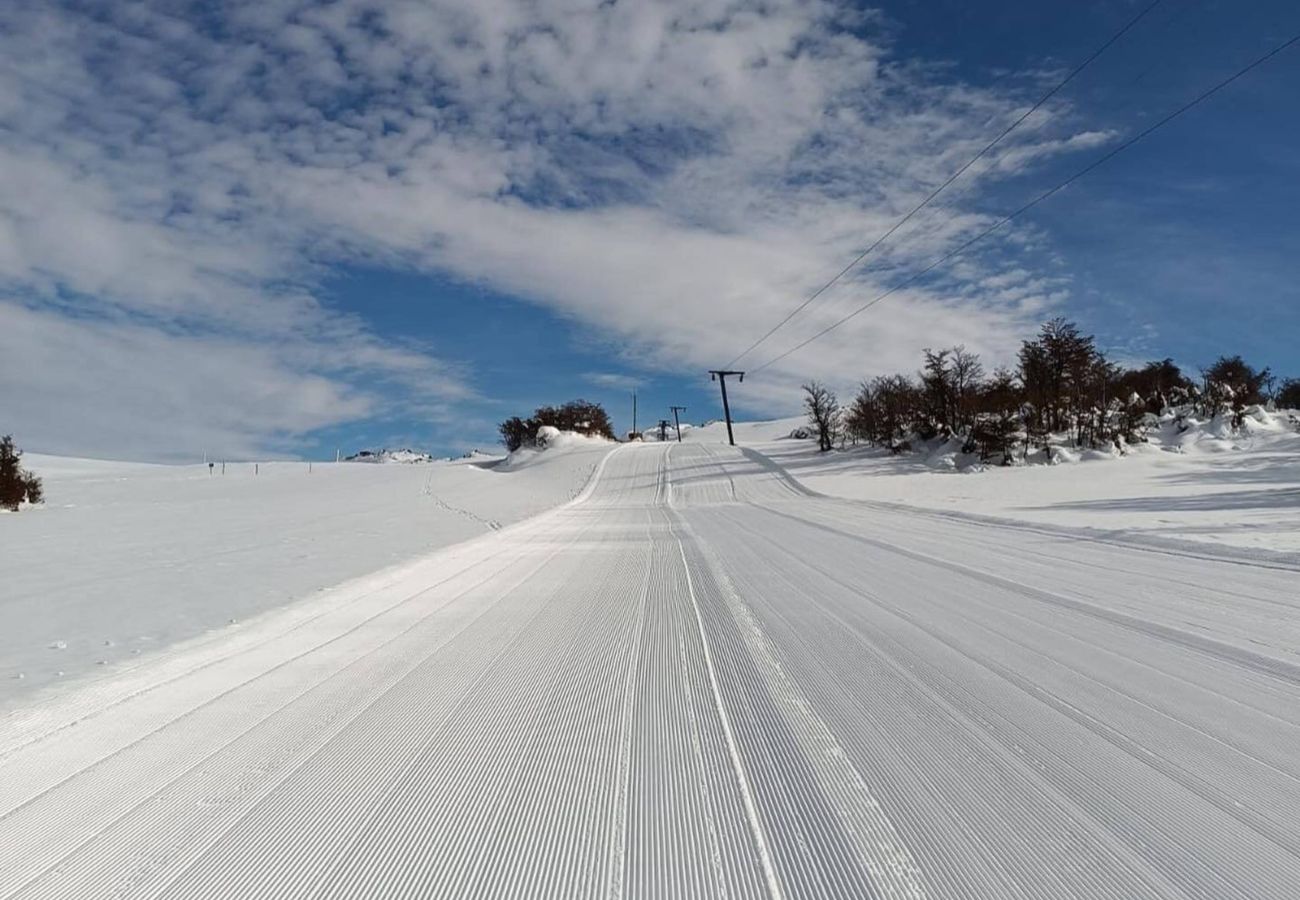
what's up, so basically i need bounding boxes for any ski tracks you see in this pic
[3,441,1298,898]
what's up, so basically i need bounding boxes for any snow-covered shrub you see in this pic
[1200,355,1272,428]
[0,435,43,511]
[818,318,1285,467]
[534,425,563,447]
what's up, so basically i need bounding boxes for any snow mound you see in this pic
[1158,405,1296,455]
[499,428,613,470]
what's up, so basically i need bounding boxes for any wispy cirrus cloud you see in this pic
[0,1,1112,457]
[585,372,646,392]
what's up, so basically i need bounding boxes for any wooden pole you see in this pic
[670,406,687,442]
[708,371,744,446]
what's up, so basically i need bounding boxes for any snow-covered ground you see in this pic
[0,440,611,709]
[3,441,1297,898]
[3,412,1298,897]
[7,411,1294,713]
[683,410,1300,561]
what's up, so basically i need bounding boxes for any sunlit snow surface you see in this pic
[689,408,1300,560]
[2,424,1298,897]
[0,442,610,705]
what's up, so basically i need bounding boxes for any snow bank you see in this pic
[677,408,1299,557]
[677,416,810,444]
[497,427,613,471]
[736,408,1300,559]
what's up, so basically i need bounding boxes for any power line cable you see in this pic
[750,29,1300,375]
[723,0,1166,369]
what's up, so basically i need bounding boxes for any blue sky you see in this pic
[1,0,1297,460]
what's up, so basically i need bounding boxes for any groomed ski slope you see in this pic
[3,441,1299,898]
[0,444,610,707]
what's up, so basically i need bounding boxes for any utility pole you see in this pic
[657,419,671,442]
[669,406,687,442]
[632,390,638,439]
[708,370,744,446]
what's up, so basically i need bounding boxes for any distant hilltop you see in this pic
[344,448,435,464]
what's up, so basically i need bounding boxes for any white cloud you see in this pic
[0,1,1113,455]
[585,372,645,392]
[0,302,370,460]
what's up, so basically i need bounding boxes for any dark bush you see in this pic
[1201,355,1272,427]
[532,400,615,440]
[844,375,921,449]
[22,473,43,505]
[0,435,43,511]
[1275,378,1300,411]
[499,417,532,453]
[1113,358,1192,413]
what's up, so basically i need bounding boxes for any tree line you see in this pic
[803,317,1299,463]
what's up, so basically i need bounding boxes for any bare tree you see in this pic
[970,368,1020,463]
[919,348,953,438]
[1278,378,1300,411]
[845,375,922,450]
[802,381,840,452]
[950,346,985,436]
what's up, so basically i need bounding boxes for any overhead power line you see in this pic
[750,29,1300,375]
[723,0,1166,369]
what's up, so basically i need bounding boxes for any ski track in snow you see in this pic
[2,442,1299,898]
